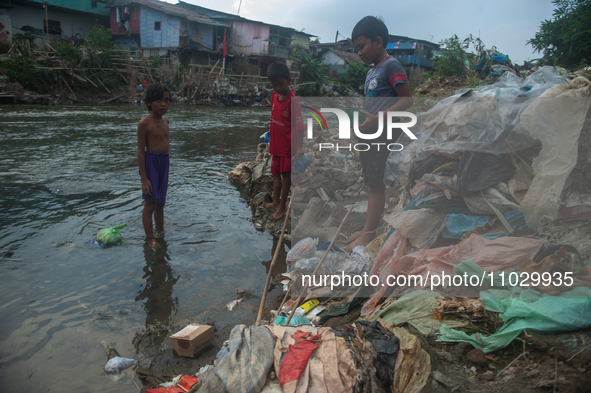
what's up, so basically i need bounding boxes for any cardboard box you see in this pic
[171,324,216,358]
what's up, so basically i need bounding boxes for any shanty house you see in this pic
[387,35,439,69]
[1,0,110,50]
[177,1,315,76]
[320,49,361,77]
[109,0,229,65]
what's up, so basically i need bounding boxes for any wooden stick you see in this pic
[83,75,99,88]
[255,198,293,326]
[98,93,128,104]
[94,75,111,93]
[60,73,76,100]
[285,205,354,325]
[276,282,292,320]
[208,62,224,99]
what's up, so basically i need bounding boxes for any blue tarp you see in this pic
[442,214,490,239]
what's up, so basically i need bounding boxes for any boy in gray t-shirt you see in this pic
[345,15,414,252]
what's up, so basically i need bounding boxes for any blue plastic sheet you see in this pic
[442,214,490,239]
[482,209,527,239]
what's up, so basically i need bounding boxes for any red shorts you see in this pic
[271,155,291,175]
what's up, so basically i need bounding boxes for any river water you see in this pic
[0,104,280,392]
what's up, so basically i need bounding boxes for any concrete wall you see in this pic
[0,8,12,52]
[113,35,140,49]
[139,5,180,49]
[9,4,106,47]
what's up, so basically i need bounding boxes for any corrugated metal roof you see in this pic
[328,49,361,64]
[114,0,230,27]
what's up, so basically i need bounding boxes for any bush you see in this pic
[1,48,46,91]
[344,61,369,92]
[54,39,82,65]
[298,82,319,96]
[434,34,474,77]
[87,25,115,50]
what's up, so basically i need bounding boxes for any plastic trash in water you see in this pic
[96,223,127,246]
[226,298,243,311]
[88,239,105,248]
[104,356,137,374]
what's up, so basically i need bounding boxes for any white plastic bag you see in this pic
[104,356,136,374]
[286,237,318,270]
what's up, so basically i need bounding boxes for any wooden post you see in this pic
[255,199,293,326]
[43,1,49,44]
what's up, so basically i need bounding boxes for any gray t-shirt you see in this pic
[363,56,408,114]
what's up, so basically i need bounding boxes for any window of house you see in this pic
[43,19,62,35]
[154,21,161,31]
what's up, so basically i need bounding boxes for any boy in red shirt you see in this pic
[264,62,305,220]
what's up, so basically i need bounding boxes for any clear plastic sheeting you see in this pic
[386,66,591,229]
[386,66,571,184]
[517,95,591,228]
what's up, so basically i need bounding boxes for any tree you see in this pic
[295,50,327,96]
[528,0,591,68]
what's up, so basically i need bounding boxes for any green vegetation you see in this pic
[434,34,474,77]
[1,25,121,93]
[344,61,369,93]
[1,48,46,91]
[296,50,327,96]
[13,27,44,46]
[87,25,115,51]
[528,0,591,68]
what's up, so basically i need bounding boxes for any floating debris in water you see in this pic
[226,298,243,311]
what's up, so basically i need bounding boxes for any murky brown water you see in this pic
[0,104,281,392]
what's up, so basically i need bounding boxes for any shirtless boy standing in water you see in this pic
[137,83,171,243]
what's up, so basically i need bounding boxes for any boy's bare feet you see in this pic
[345,231,376,253]
[146,238,161,249]
[269,206,286,221]
[264,201,279,210]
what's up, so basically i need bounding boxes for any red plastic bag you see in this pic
[279,331,320,386]
[146,375,198,393]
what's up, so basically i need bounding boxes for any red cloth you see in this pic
[223,31,227,57]
[279,331,321,386]
[269,91,304,158]
[146,375,199,393]
[271,154,291,175]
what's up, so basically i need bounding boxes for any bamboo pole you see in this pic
[43,1,49,44]
[94,75,111,93]
[255,198,293,326]
[98,93,128,104]
[60,72,76,100]
[284,205,354,325]
[208,63,224,99]
[83,75,99,88]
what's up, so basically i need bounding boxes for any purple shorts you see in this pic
[142,151,169,204]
